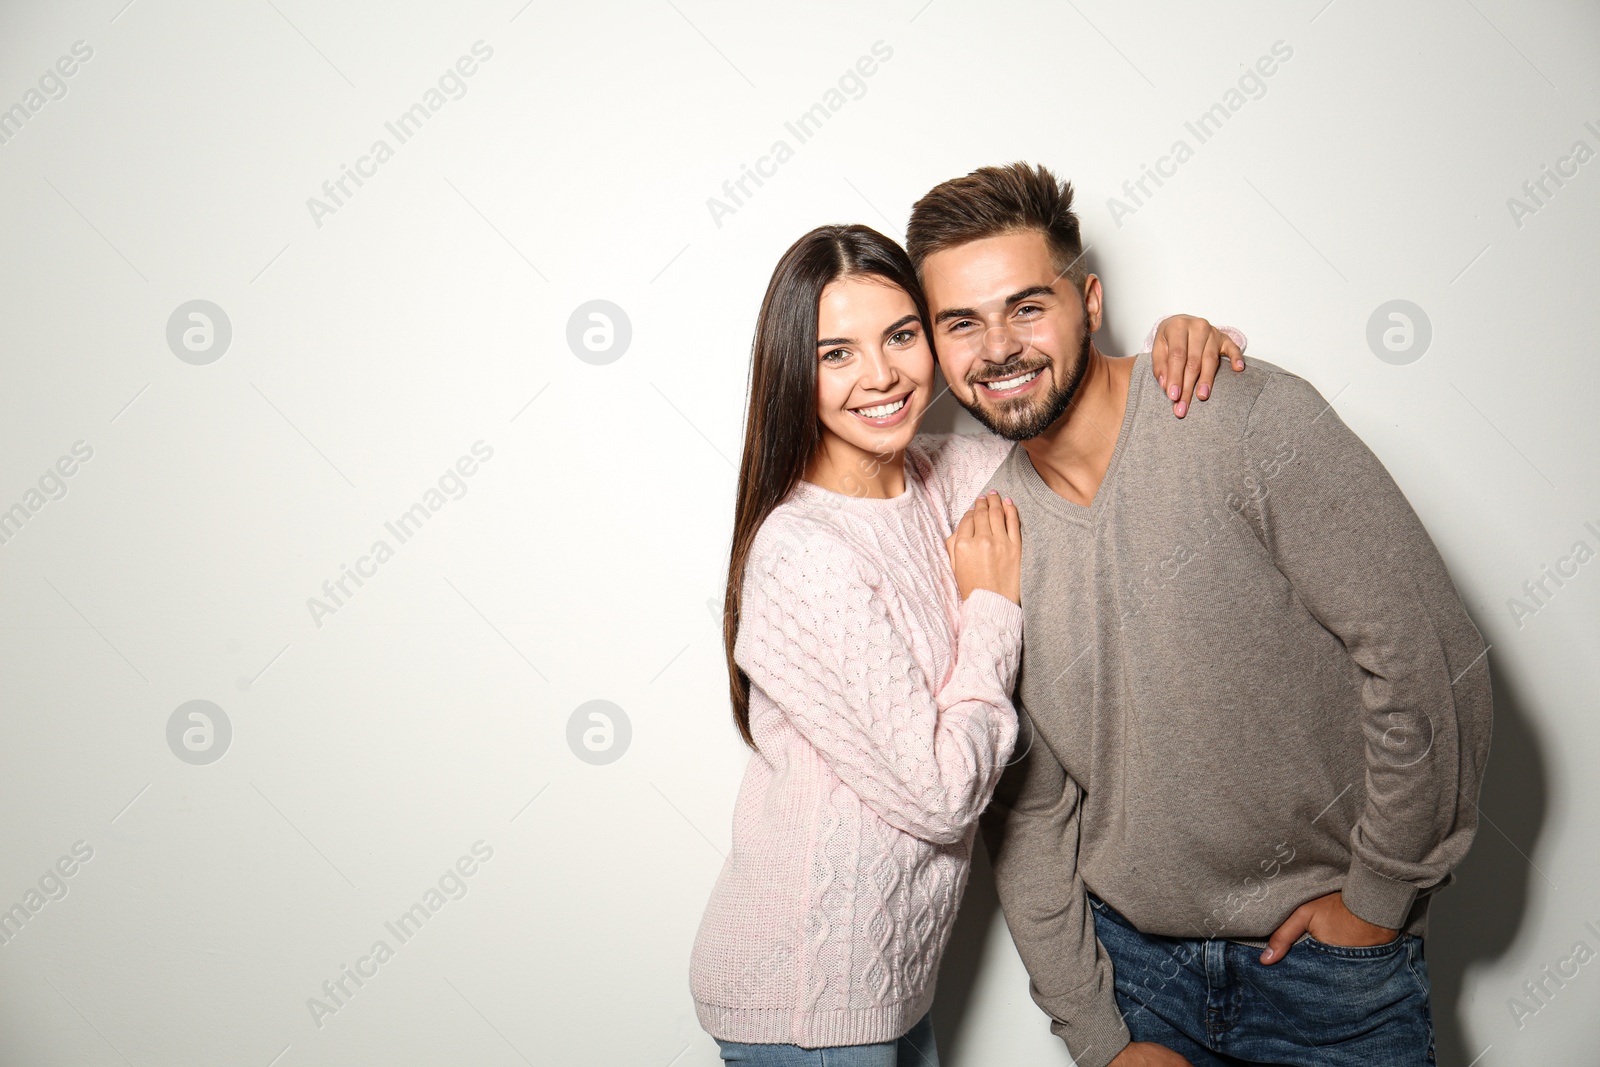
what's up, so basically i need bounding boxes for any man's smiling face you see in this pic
[921,229,1102,441]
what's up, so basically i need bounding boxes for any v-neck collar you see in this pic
[1013,352,1148,526]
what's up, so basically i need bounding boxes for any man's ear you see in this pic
[1080,274,1104,333]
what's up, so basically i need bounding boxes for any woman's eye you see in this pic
[820,348,849,363]
[889,330,916,346]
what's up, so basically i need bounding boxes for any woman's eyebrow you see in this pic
[816,335,855,348]
[880,314,919,337]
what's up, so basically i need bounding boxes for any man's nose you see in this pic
[983,325,1009,352]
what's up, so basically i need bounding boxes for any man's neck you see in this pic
[1020,344,1134,508]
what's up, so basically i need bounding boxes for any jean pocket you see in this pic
[1086,894,1127,927]
[1297,931,1408,959]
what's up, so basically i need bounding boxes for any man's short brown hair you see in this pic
[906,162,1087,284]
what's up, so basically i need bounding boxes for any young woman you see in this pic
[689,224,1241,1066]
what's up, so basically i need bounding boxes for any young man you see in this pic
[906,163,1492,1067]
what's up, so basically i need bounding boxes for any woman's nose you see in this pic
[862,351,896,386]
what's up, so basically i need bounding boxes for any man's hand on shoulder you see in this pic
[1109,1040,1194,1066]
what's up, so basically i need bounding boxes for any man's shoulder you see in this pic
[1134,353,1323,441]
[978,443,1031,496]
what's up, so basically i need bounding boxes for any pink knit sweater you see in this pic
[690,431,1020,1048]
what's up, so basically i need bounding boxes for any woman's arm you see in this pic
[736,527,1022,845]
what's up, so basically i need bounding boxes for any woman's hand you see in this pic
[1149,314,1246,418]
[945,490,1022,605]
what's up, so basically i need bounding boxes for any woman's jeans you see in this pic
[714,1010,939,1066]
[1089,891,1436,1065]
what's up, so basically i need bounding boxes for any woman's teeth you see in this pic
[855,397,906,419]
[981,368,1041,392]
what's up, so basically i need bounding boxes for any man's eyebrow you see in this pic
[1005,285,1057,305]
[933,306,977,325]
[933,285,1058,325]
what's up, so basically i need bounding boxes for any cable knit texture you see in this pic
[690,432,1021,1048]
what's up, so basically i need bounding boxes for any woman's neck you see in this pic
[803,436,907,498]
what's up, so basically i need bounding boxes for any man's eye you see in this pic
[948,319,974,332]
[1017,304,1042,316]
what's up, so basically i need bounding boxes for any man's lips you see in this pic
[974,365,1045,398]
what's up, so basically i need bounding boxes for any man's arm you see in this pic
[1240,369,1493,935]
[979,712,1133,1067]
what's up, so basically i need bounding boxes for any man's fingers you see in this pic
[1260,908,1308,965]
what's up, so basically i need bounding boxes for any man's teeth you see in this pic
[855,397,906,419]
[981,368,1041,391]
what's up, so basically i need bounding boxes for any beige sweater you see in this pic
[977,353,1492,1067]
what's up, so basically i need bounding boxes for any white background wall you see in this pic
[0,0,1595,1063]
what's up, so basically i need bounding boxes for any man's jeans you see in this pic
[714,1010,939,1066]
[1089,892,1436,1065]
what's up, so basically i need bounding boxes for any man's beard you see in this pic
[959,325,1092,442]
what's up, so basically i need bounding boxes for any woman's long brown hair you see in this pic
[723,224,931,750]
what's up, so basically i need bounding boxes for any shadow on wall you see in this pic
[930,634,1546,1064]
[934,824,1009,1060]
[1429,657,1547,1066]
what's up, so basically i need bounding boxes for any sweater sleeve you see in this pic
[1140,316,1248,355]
[979,715,1131,1067]
[1241,370,1493,929]
[736,531,1023,845]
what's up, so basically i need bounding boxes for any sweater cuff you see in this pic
[961,587,1023,636]
[1141,317,1249,355]
[1052,996,1133,1067]
[1341,858,1418,930]
[959,587,1024,678]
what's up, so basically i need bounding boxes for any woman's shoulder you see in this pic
[748,498,873,584]
[908,432,1015,519]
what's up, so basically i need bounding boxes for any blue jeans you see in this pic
[714,1010,939,1066]
[1088,892,1436,1065]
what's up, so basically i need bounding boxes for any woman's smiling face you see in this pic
[811,274,933,468]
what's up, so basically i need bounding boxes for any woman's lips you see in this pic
[849,390,914,426]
